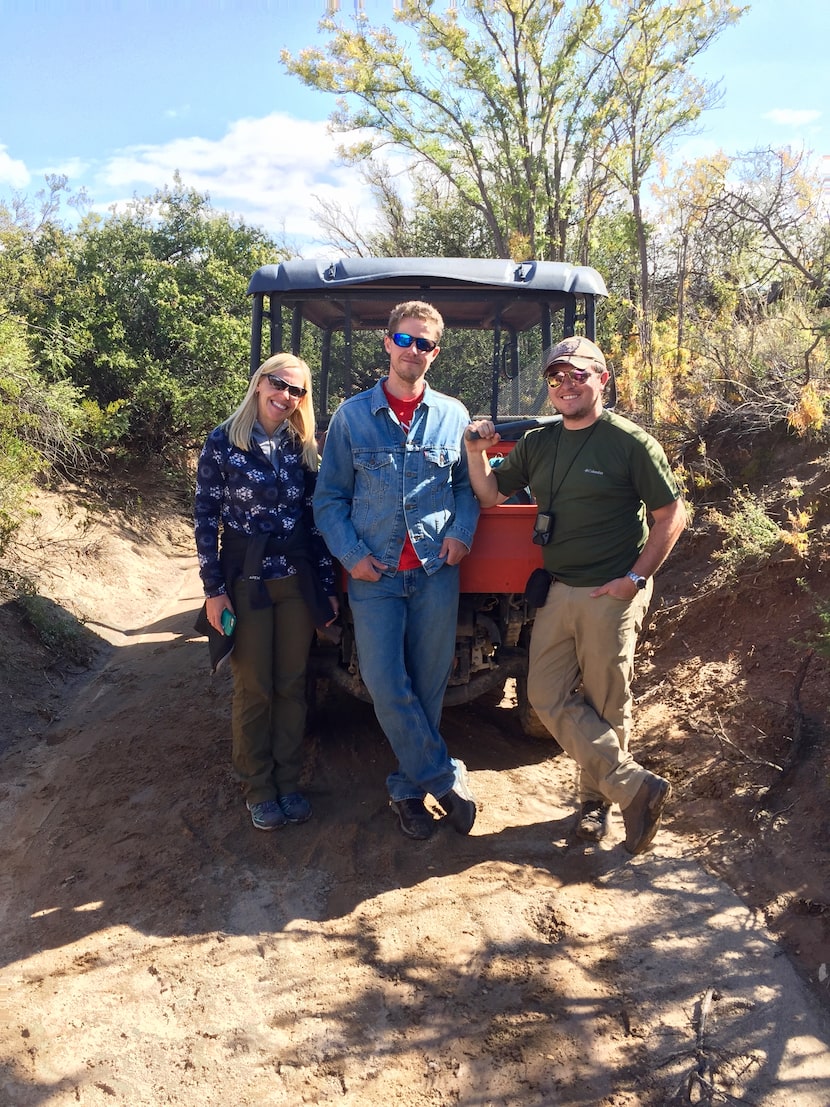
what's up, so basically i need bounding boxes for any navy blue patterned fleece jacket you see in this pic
[194,424,335,600]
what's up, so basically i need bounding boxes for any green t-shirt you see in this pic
[493,410,681,587]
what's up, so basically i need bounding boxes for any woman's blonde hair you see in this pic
[224,353,318,471]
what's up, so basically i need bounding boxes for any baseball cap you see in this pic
[545,336,606,372]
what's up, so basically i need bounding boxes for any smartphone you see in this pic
[221,609,237,637]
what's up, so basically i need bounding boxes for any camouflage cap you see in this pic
[545,336,607,372]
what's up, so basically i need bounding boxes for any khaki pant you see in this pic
[230,574,315,804]
[527,581,653,808]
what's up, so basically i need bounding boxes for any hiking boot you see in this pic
[576,800,611,842]
[437,759,476,835]
[390,798,435,840]
[622,774,671,855]
[246,799,288,831]
[278,792,312,824]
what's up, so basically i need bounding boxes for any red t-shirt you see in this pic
[383,383,423,570]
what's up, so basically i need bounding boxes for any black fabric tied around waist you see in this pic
[221,527,332,629]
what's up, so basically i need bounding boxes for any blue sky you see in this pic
[1,0,827,254]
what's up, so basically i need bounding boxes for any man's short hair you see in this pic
[387,300,444,342]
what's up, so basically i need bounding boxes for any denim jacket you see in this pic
[313,378,480,576]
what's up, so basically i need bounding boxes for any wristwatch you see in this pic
[627,571,647,590]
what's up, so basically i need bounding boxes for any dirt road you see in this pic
[1,532,829,1106]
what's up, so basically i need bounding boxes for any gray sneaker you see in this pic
[278,792,312,824]
[246,799,288,831]
[437,759,477,834]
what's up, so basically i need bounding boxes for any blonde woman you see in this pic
[195,354,338,830]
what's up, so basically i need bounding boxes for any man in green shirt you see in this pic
[464,336,686,855]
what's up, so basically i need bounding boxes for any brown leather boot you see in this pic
[622,774,671,855]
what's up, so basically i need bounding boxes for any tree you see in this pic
[589,0,743,394]
[0,316,44,552]
[638,146,830,440]
[697,147,830,406]
[59,180,277,451]
[712,147,830,306]
[283,0,615,261]
[0,177,83,377]
[284,0,744,289]
[651,151,731,362]
[312,157,493,258]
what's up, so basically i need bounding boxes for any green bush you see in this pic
[794,579,830,661]
[79,398,130,449]
[0,318,46,552]
[710,488,786,579]
[15,588,100,666]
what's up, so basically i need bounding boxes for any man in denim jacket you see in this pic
[314,300,480,841]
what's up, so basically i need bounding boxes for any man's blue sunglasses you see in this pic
[390,332,438,354]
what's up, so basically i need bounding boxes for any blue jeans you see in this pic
[349,564,459,802]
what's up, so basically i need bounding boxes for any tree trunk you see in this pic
[631,186,653,420]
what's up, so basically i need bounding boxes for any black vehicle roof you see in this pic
[248,256,607,332]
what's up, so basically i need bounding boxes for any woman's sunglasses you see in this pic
[390,332,438,354]
[264,373,307,399]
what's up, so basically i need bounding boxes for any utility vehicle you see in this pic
[247,257,608,733]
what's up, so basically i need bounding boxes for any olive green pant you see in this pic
[229,574,315,804]
[527,580,653,809]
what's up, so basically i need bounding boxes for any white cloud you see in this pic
[164,105,192,120]
[762,109,822,127]
[96,113,380,243]
[40,157,91,181]
[0,145,30,189]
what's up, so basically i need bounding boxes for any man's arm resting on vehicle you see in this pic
[464,421,509,508]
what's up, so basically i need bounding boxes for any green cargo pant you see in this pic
[229,573,315,804]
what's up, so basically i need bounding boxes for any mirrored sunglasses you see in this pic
[390,332,438,354]
[544,367,593,387]
[264,373,307,399]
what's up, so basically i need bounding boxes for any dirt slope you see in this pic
[0,457,829,1106]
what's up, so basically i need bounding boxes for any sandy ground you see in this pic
[1,486,829,1106]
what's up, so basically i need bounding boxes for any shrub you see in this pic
[14,585,99,667]
[710,489,789,579]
